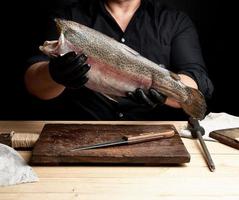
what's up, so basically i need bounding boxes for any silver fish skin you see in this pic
[39,18,207,120]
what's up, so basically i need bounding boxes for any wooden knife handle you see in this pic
[123,130,175,144]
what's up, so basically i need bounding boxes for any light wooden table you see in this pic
[0,121,239,200]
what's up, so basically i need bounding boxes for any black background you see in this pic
[0,0,238,119]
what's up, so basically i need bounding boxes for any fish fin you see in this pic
[180,87,207,120]
[170,72,181,81]
[158,64,166,69]
[102,93,119,102]
[122,44,140,56]
[55,18,62,34]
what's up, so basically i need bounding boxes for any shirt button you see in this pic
[118,112,124,118]
[121,38,125,43]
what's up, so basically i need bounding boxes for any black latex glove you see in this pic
[127,88,167,108]
[48,52,91,89]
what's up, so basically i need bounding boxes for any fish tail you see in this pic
[180,87,207,120]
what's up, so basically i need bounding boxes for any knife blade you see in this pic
[70,129,175,151]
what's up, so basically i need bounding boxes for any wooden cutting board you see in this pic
[30,124,190,166]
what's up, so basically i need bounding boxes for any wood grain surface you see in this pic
[209,128,239,150]
[30,124,190,165]
[1,121,239,200]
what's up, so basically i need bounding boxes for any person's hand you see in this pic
[48,52,91,89]
[126,88,167,108]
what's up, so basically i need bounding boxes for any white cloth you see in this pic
[179,112,239,141]
[0,144,38,187]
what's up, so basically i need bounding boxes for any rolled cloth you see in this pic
[0,144,38,187]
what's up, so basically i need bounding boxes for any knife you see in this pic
[70,129,175,151]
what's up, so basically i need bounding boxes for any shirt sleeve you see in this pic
[170,12,214,99]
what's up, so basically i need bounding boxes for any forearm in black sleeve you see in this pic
[170,13,214,99]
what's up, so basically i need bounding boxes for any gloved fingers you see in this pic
[48,51,90,89]
[149,88,167,105]
[126,91,138,102]
[62,51,77,61]
[54,54,90,78]
[53,52,77,66]
[62,53,87,67]
[135,88,155,107]
[66,76,89,89]
[127,89,156,107]
[64,53,88,71]
[52,52,87,68]
[77,53,88,64]
[62,63,90,82]
[80,76,89,86]
[71,63,91,77]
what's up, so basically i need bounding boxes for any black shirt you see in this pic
[28,0,214,120]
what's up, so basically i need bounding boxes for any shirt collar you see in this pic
[97,0,147,18]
